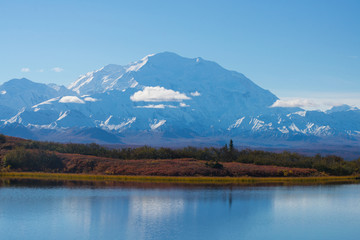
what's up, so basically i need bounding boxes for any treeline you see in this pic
[18,139,360,176]
[236,150,360,176]
[22,139,239,161]
[0,134,6,144]
[1,147,63,172]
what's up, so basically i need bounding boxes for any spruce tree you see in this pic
[229,139,234,153]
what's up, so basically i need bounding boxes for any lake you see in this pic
[0,179,359,240]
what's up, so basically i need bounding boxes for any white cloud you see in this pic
[136,104,178,109]
[190,91,201,96]
[52,67,64,73]
[271,98,318,108]
[84,97,98,102]
[130,86,191,102]
[271,96,360,111]
[21,68,30,72]
[137,104,166,109]
[180,102,189,107]
[59,96,85,104]
[38,69,44,73]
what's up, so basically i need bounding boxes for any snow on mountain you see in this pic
[0,78,75,120]
[227,117,245,130]
[0,52,359,153]
[150,119,166,130]
[68,54,153,95]
[326,104,359,114]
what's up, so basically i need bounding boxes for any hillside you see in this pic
[1,134,360,177]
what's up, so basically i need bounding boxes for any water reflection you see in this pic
[0,179,359,240]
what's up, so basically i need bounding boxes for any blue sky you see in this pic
[1,0,359,109]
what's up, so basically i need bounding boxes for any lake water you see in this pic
[0,180,359,240]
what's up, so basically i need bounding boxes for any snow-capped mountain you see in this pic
[0,52,359,157]
[0,78,75,119]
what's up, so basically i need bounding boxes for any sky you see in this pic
[0,0,359,110]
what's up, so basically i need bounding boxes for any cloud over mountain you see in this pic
[130,86,191,102]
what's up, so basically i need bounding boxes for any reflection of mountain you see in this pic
[129,195,185,219]
[2,182,360,240]
[0,182,276,240]
[126,194,185,239]
[1,52,359,156]
[124,188,275,240]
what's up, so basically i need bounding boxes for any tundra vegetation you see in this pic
[1,135,360,177]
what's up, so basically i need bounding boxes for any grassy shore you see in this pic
[1,172,360,185]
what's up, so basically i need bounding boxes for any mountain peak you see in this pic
[151,51,180,58]
[3,78,34,85]
[1,78,48,91]
[1,53,360,153]
[146,51,202,64]
[67,52,277,108]
[326,104,358,113]
[101,64,123,72]
[0,78,69,115]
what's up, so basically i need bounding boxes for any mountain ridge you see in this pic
[0,52,359,157]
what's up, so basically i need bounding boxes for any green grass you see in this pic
[1,172,360,185]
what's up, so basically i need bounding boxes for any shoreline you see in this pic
[1,172,360,186]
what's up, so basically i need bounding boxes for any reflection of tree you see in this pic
[229,189,233,209]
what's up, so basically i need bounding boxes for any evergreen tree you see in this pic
[229,139,234,153]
